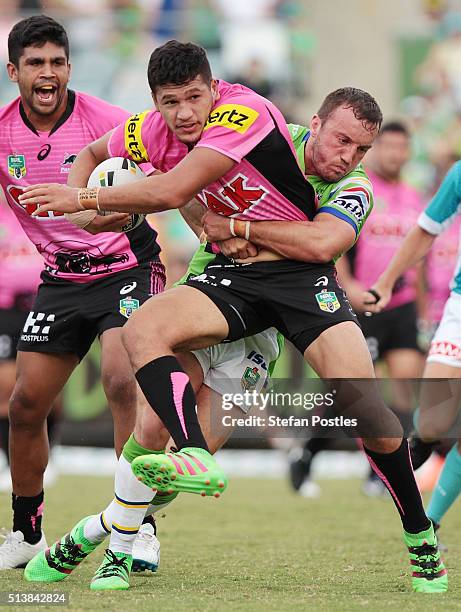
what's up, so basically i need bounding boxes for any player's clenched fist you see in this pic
[202,210,234,241]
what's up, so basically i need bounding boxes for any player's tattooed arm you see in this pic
[180,199,207,238]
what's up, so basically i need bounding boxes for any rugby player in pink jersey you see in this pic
[22,41,447,593]
[0,16,165,570]
[0,199,47,490]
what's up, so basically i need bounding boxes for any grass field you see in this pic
[1,475,460,611]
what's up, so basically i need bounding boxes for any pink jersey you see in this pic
[108,80,316,226]
[0,193,42,309]
[0,91,160,283]
[426,218,460,322]
[351,169,425,309]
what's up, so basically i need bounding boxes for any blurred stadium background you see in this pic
[0,0,460,484]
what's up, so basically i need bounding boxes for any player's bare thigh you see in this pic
[418,360,461,441]
[383,349,425,413]
[304,321,375,378]
[11,350,78,417]
[304,321,402,450]
[122,285,230,370]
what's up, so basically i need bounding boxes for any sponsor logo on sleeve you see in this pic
[332,189,371,220]
[8,154,26,179]
[204,104,259,134]
[124,111,149,162]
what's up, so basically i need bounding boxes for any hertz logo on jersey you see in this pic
[124,111,149,163]
[204,104,259,134]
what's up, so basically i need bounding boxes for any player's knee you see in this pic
[122,315,172,365]
[364,436,402,454]
[8,386,47,430]
[418,413,450,441]
[102,368,136,407]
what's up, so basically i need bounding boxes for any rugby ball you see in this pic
[65,157,146,231]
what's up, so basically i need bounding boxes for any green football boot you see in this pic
[404,523,448,593]
[90,549,132,591]
[24,516,100,582]
[132,447,228,497]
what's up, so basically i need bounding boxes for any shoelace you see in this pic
[51,536,84,566]
[95,550,129,579]
[409,543,441,573]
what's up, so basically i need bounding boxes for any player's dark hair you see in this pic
[317,87,382,129]
[378,120,409,137]
[8,15,69,66]
[148,40,212,94]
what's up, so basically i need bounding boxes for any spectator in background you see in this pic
[232,57,274,99]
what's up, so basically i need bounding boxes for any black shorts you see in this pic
[185,256,358,354]
[358,301,422,361]
[0,307,29,361]
[17,261,165,361]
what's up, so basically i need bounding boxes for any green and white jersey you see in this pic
[288,123,374,241]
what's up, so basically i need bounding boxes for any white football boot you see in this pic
[0,529,48,569]
[131,522,160,573]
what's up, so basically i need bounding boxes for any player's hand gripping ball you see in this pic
[65,157,146,231]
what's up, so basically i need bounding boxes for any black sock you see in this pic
[142,514,156,534]
[12,491,44,544]
[304,437,330,458]
[0,417,9,462]
[135,356,209,451]
[364,439,430,533]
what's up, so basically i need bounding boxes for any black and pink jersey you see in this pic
[108,80,316,223]
[0,91,160,283]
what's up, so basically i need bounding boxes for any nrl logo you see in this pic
[8,154,26,179]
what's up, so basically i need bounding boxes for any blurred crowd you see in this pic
[1,0,461,438]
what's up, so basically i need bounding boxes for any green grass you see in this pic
[0,476,460,611]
